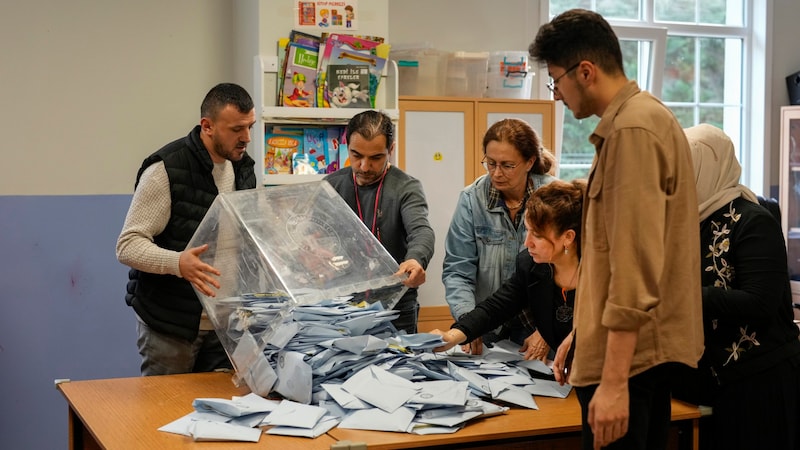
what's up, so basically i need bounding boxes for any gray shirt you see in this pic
[324,165,435,270]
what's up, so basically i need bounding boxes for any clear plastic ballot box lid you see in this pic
[186,181,407,394]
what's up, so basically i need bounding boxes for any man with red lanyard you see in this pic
[324,110,435,333]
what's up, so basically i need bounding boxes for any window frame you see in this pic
[541,1,767,194]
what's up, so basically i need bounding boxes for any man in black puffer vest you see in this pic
[116,83,256,376]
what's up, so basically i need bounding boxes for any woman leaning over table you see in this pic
[442,118,557,357]
[433,179,584,361]
[675,124,800,450]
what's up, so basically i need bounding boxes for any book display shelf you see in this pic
[252,55,399,186]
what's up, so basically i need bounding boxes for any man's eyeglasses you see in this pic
[546,62,581,94]
[482,157,520,173]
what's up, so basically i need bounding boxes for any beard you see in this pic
[354,162,388,186]
[567,83,595,120]
[213,136,246,162]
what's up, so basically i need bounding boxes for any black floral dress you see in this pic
[688,197,800,450]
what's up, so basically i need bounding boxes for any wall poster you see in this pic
[295,1,359,31]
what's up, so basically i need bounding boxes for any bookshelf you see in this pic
[251,55,399,186]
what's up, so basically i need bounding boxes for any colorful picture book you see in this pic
[282,43,319,107]
[278,31,322,105]
[326,64,370,108]
[316,33,389,108]
[265,133,303,174]
[303,127,327,172]
[325,127,343,173]
[265,125,345,175]
[275,31,392,108]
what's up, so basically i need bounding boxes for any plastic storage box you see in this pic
[187,181,407,394]
[391,47,449,96]
[445,51,489,97]
[486,51,534,99]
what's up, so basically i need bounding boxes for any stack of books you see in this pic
[277,30,390,109]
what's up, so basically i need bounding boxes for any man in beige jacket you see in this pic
[530,9,704,450]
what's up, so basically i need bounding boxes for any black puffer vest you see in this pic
[125,125,255,341]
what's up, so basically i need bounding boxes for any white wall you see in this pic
[0,0,234,196]
[388,0,542,53]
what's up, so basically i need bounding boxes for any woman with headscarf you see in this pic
[680,123,800,450]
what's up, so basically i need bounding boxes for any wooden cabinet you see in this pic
[397,97,555,308]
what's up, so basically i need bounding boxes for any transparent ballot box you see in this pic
[187,181,407,395]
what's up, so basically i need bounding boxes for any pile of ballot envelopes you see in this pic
[160,295,573,442]
[168,184,571,442]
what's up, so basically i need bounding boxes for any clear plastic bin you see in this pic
[486,51,534,99]
[391,47,449,96]
[445,51,489,98]
[187,181,407,395]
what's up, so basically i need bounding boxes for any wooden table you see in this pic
[57,372,335,449]
[58,372,700,450]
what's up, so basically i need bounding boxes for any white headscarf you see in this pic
[684,124,758,221]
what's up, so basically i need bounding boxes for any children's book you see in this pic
[326,65,371,108]
[290,29,322,48]
[316,34,388,107]
[277,31,321,106]
[303,127,327,173]
[326,45,387,108]
[276,37,290,103]
[282,43,319,108]
[338,127,350,169]
[324,127,343,173]
[265,133,303,175]
[292,152,317,175]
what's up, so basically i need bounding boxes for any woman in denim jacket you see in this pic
[442,118,556,357]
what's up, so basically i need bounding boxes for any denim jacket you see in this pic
[443,172,555,321]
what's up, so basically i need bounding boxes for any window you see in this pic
[548,1,752,186]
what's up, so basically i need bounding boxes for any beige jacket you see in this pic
[570,81,704,387]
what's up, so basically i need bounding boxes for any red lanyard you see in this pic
[353,165,388,239]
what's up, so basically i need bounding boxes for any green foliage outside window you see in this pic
[548,0,745,181]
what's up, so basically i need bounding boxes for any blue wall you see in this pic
[0,195,140,449]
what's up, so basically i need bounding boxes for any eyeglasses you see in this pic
[546,62,581,94]
[482,157,520,173]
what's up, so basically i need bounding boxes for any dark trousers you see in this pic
[700,356,800,450]
[391,294,419,334]
[575,363,678,450]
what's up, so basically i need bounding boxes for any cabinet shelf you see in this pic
[262,106,399,124]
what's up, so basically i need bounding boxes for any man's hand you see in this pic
[588,329,637,449]
[519,329,549,361]
[395,259,425,288]
[552,331,574,385]
[588,380,630,449]
[178,244,221,297]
